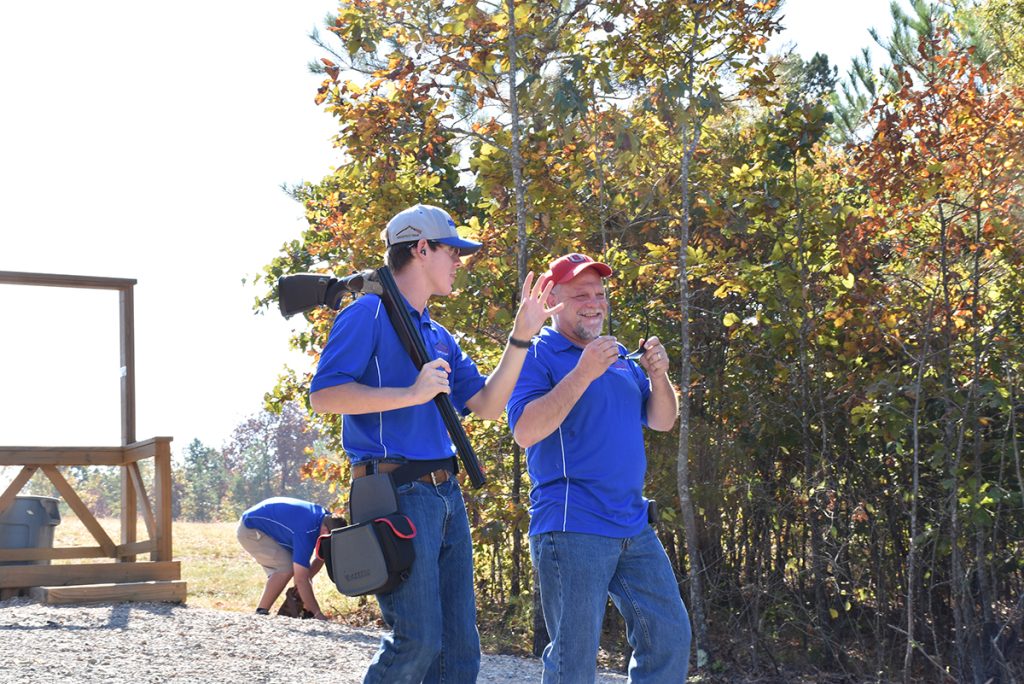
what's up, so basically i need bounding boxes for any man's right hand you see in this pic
[412,358,452,404]
[575,336,619,383]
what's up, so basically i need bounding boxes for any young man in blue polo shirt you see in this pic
[507,253,692,683]
[308,204,560,683]
[237,496,333,620]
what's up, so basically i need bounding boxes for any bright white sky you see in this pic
[0,1,893,467]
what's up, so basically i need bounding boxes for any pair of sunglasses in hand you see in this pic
[617,315,649,361]
[620,341,646,361]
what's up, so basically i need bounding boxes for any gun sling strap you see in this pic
[373,266,485,487]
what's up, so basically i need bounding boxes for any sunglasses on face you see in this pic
[430,242,462,260]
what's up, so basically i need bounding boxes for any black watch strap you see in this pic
[508,335,532,349]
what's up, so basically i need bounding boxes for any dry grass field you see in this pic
[49,515,382,623]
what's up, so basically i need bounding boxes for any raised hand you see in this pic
[411,357,452,404]
[510,271,564,343]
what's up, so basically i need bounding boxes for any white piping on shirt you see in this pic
[374,356,387,458]
[558,426,569,531]
[372,298,388,458]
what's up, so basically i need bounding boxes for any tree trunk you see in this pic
[938,202,971,680]
[676,136,711,670]
[904,322,930,683]
[511,443,522,597]
[505,0,528,284]
[967,208,998,682]
[792,163,832,663]
[505,0,535,645]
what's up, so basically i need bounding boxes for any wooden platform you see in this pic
[1,274,184,609]
[0,560,181,589]
[30,579,187,605]
[1,561,186,605]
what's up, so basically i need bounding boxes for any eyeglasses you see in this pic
[620,317,649,360]
[608,306,650,361]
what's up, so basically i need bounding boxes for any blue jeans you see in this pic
[364,478,480,684]
[530,527,692,683]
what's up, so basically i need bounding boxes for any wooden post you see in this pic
[152,438,173,562]
[120,468,137,562]
[119,285,136,445]
[120,285,137,561]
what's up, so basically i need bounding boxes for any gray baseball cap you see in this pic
[382,204,483,255]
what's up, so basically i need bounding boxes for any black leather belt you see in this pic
[352,458,456,486]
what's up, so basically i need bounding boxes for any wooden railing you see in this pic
[0,437,173,567]
[0,271,182,600]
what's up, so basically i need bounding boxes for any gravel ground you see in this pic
[0,598,627,683]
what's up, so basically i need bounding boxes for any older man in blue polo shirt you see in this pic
[507,253,692,683]
[309,203,560,683]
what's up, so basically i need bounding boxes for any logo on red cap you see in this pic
[540,253,613,288]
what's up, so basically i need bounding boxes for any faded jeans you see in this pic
[363,478,480,684]
[531,527,692,683]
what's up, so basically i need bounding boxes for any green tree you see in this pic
[969,0,1024,84]
[223,403,333,514]
[255,2,1024,679]
[603,0,780,665]
[179,439,229,522]
[852,29,1024,680]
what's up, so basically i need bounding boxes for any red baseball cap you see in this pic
[539,253,613,289]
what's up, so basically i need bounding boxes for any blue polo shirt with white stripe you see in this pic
[310,293,486,463]
[241,497,327,568]
[507,326,652,538]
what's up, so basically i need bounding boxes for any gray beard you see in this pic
[571,318,603,342]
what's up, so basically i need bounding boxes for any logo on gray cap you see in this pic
[393,224,423,240]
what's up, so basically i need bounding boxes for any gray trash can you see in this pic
[0,495,62,566]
